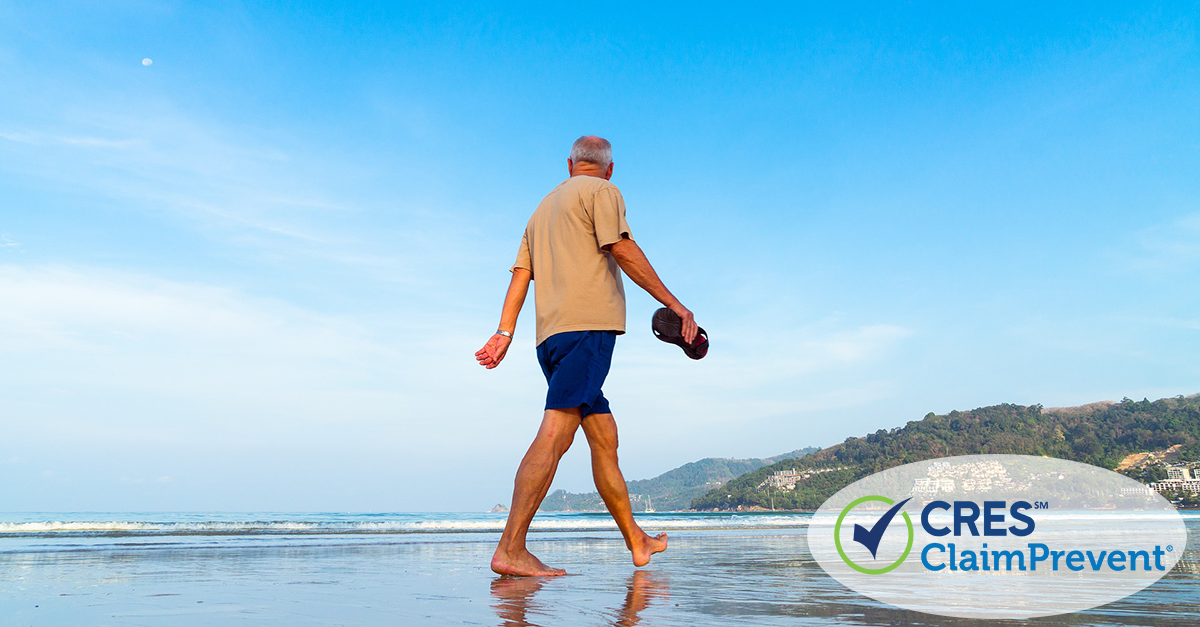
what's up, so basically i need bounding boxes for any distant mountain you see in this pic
[691,394,1200,511]
[538,447,818,512]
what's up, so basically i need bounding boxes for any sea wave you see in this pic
[0,514,811,537]
[4,511,1192,538]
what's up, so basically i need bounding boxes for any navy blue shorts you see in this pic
[536,331,616,416]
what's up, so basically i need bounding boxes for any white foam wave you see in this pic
[8,511,1188,537]
[0,515,810,537]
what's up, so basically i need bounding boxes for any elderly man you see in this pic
[476,136,699,577]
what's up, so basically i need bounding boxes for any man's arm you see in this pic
[606,237,699,343]
[475,267,532,369]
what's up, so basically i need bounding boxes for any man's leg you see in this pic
[581,412,668,567]
[492,407,582,576]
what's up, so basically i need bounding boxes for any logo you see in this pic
[834,495,913,574]
[806,454,1188,619]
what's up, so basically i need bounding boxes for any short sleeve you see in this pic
[511,229,532,276]
[592,185,632,249]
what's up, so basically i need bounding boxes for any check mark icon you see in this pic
[852,497,912,559]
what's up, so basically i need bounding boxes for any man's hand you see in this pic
[476,333,513,369]
[478,269,530,370]
[670,302,698,344]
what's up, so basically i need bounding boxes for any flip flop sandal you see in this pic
[652,307,708,360]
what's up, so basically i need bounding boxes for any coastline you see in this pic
[2,513,1197,626]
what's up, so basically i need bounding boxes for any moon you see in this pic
[142,58,153,66]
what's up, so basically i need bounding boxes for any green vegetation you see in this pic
[539,447,818,512]
[1121,464,1168,485]
[691,395,1200,511]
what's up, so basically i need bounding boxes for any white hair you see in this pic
[569,136,612,168]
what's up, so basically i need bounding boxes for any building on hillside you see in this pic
[1167,467,1195,482]
[758,467,847,491]
[912,477,955,494]
[1149,464,1200,495]
[764,470,802,489]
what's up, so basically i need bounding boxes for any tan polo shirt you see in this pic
[512,175,632,346]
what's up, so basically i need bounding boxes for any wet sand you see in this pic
[1,527,1197,626]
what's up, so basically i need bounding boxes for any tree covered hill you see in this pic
[691,395,1200,511]
[539,447,818,512]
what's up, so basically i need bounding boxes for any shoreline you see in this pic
[3,523,1197,626]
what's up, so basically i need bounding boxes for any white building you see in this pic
[1150,479,1200,494]
[764,470,802,489]
[1149,465,1200,495]
[1167,467,1195,482]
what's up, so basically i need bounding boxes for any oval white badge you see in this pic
[805,454,1188,619]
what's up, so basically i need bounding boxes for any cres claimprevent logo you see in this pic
[808,454,1189,619]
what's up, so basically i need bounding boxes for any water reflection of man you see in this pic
[491,570,669,627]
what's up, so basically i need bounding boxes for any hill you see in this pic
[538,447,818,512]
[691,394,1200,510]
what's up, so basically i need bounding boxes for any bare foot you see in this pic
[491,548,567,577]
[630,532,668,567]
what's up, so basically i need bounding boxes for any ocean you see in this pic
[1,511,1197,625]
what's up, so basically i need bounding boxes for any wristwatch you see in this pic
[496,330,513,339]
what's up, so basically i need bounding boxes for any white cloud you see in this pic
[0,261,551,508]
[119,475,173,485]
[0,107,488,293]
[1120,210,1200,275]
[1,116,342,242]
[0,131,36,144]
[0,264,436,440]
[803,324,913,362]
[0,262,914,461]
[591,316,915,443]
[0,264,375,353]
[0,130,144,150]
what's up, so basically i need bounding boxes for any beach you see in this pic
[1,512,1197,626]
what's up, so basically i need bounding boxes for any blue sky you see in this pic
[2,2,1198,512]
